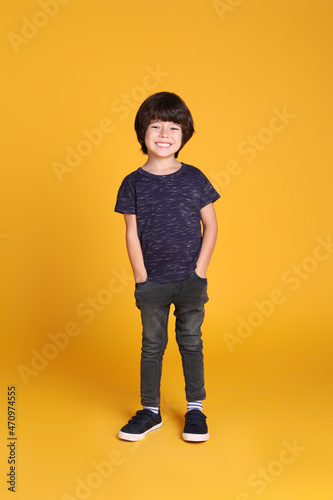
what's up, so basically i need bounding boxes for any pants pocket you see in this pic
[192,270,208,283]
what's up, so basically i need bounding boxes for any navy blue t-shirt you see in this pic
[115,163,220,283]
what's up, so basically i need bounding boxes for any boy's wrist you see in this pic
[135,272,148,283]
[195,266,207,279]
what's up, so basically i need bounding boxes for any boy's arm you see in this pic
[124,213,148,283]
[195,203,218,279]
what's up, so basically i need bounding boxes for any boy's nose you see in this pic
[159,127,169,137]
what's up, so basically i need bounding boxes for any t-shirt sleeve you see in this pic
[199,172,220,209]
[114,177,136,214]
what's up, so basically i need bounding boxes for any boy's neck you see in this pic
[141,156,182,175]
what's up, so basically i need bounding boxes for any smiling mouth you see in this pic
[155,142,172,148]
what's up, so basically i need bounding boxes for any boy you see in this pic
[115,91,220,442]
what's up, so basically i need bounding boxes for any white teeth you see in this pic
[156,142,171,147]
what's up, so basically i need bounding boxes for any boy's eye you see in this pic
[149,123,181,131]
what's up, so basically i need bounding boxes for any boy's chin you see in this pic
[148,151,177,160]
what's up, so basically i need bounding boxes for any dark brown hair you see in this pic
[134,92,195,158]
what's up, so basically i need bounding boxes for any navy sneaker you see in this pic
[182,410,209,442]
[118,409,162,441]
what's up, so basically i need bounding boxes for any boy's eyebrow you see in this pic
[149,120,181,126]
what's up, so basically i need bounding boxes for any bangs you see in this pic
[149,105,185,127]
[146,102,188,128]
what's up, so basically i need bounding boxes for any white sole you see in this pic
[118,422,162,441]
[182,432,209,442]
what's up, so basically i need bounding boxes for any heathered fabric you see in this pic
[114,163,220,283]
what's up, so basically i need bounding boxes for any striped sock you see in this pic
[187,401,203,412]
[143,406,159,415]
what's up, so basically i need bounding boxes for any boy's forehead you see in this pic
[150,119,181,125]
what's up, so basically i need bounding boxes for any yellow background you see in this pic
[1,1,332,499]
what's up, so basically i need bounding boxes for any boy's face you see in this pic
[144,120,182,159]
